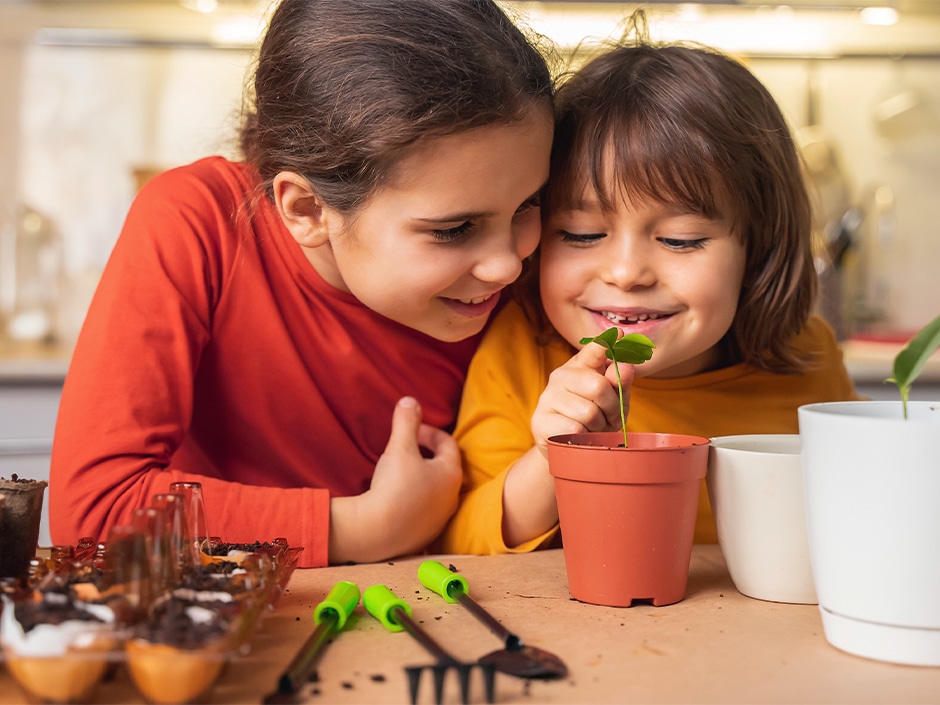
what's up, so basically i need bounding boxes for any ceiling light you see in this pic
[860,6,899,26]
[181,0,219,14]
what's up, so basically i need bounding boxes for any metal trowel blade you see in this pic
[478,645,568,680]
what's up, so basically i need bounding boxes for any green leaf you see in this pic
[580,327,619,351]
[612,333,656,364]
[580,329,655,363]
[885,312,940,419]
[579,327,656,447]
[889,313,940,390]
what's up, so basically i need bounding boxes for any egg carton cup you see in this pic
[0,536,303,703]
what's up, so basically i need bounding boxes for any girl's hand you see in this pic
[530,341,635,458]
[328,397,461,564]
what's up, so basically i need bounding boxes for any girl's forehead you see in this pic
[552,166,740,234]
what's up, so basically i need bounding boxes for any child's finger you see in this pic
[416,423,459,465]
[605,360,636,391]
[385,396,422,453]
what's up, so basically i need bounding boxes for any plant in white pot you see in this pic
[546,328,711,608]
[798,312,940,666]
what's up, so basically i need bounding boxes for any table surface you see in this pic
[2,545,940,704]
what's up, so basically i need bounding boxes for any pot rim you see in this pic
[547,431,710,451]
[799,400,940,424]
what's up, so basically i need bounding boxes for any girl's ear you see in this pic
[272,172,333,247]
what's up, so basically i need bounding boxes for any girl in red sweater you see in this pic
[50,0,554,567]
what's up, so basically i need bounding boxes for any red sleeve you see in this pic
[49,161,330,567]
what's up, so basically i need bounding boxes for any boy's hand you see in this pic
[329,397,461,564]
[530,340,635,457]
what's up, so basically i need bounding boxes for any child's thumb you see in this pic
[577,340,615,373]
[387,396,422,449]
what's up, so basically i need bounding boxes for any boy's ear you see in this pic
[272,172,332,248]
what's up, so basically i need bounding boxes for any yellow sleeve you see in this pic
[435,303,563,555]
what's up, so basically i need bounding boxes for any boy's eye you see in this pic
[559,230,605,244]
[431,221,476,242]
[659,237,708,250]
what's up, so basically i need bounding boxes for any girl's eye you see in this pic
[659,237,708,251]
[431,221,476,242]
[514,194,542,217]
[559,230,605,244]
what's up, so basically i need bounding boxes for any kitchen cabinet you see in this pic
[855,381,940,401]
[840,338,940,401]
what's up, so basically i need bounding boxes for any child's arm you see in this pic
[500,342,634,547]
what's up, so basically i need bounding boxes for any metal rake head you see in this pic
[404,661,497,705]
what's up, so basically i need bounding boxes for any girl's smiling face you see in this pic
[540,192,746,378]
[294,108,552,343]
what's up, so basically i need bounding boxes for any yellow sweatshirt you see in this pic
[436,300,862,555]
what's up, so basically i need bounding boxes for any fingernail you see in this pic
[399,396,418,409]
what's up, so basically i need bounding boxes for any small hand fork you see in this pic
[363,584,496,705]
[262,581,360,704]
[419,560,568,680]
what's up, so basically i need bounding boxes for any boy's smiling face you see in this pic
[540,191,746,379]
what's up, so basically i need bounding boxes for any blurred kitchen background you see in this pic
[1,0,939,545]
[2,0,940,351]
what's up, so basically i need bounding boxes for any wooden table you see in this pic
[2,546,939,704]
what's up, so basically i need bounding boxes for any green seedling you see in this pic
[579,327,655,447]
[885,312,940,419]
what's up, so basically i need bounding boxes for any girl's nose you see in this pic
[472,224,540,285]
[601,242,656,290]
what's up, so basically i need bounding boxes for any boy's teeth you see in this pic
[603,312,662,324]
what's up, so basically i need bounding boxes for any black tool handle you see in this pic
[277,616,334,693]
[454,591,523,651]
[391,605,460,666]
[275,581,361,694]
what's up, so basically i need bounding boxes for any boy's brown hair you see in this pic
[526,40,816,373]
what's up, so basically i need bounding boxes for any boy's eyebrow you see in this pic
[412,184,547,224]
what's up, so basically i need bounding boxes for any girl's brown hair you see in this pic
[239,0,554,213]
[530,40,816,373]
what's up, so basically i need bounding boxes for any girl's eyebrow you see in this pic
[413,210,489,224]
[412,184,547,224]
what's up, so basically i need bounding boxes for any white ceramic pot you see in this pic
[798,400,940,666]
[708,434,816,605]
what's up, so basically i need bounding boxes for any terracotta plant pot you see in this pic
[799,400,940,666]
[0,476,48,579]
[547,432,709,607]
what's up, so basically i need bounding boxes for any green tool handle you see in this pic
[278,581,360,694]
[418,560,522,651]
[363,584,457,665]
[314,580,360,630]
